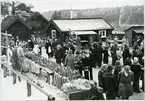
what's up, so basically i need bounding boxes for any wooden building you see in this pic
[1,15,32,40]
[26,12,49,38]
[45,18,114,44]
[125,25,144,47]
[1,12,49,40]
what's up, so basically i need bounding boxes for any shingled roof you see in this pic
[46,18,114,32]
[1,15,32,31]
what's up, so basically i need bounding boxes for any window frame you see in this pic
[51,30,56,38]
[99,30,106,37]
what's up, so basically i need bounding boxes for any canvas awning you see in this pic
[73,31,97,35]
[133,29,144,34]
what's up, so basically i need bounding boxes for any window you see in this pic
[99,30,106,37]
[51,30,56,38]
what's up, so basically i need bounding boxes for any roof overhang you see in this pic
[133,29,144,34]
[73,31,97,35]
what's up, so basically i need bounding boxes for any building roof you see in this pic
[72,31,97,35]
[124,25,144,31]
[47,18,114,32]
[1,15,32,31]
[133,29,144,34]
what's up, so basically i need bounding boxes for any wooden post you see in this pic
[46,73,50,84]
[27,82,31,97]
[13,73,16,84]
[3,65,7,78]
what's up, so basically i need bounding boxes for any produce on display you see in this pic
[61,78,96,93]
[24,51,81,79]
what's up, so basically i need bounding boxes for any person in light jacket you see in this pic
[118,65,134,99]
[64,50,75,70]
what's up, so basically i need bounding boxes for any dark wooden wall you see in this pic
[7,20,30,41]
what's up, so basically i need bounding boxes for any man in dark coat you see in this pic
[122,44,130,65]
[55,45,63,64]
[131,57,142,93]
[96,43,103,68]
[61,43,69,64]
[111,43,118,65]
[102,65,118,100]
[103,46,109,64]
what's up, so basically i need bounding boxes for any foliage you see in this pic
[1,1,11,17]
[51,11,62,20]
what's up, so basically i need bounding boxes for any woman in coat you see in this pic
[64,50,75,70]
[98,64,108,88]
[118,65,134,99]
[131,57,142,93]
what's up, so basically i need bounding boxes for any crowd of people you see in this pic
[2,34,144,100]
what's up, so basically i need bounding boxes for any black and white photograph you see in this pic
[0,0,144,100]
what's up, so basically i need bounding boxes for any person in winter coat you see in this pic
[96,43,103,68]
[102,65,118,100]
[74,51,82,75]
[103,46,109,64]
[89,45,97,68]
[55,45,63,64]
[124,53,133,67]
[122,44,130,65]
[131,57,142,93]
[98,64,108,88]
[62,43,69,64]
[64,50,75,70]
[45,40,52,58]
[118,65,134,99]
[111,43,118,65]
[114,60,122,97]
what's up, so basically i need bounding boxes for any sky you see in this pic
[4,0,144,13]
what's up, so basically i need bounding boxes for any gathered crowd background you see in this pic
[2,34,144,100]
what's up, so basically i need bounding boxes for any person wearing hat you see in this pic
[131,57,142,93]
[102,65,118,100]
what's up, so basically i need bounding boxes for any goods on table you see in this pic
[61,78,96,93]
[24,51,81,79]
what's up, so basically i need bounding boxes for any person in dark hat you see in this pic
[103,46,109,64]
[102,65,118,100]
